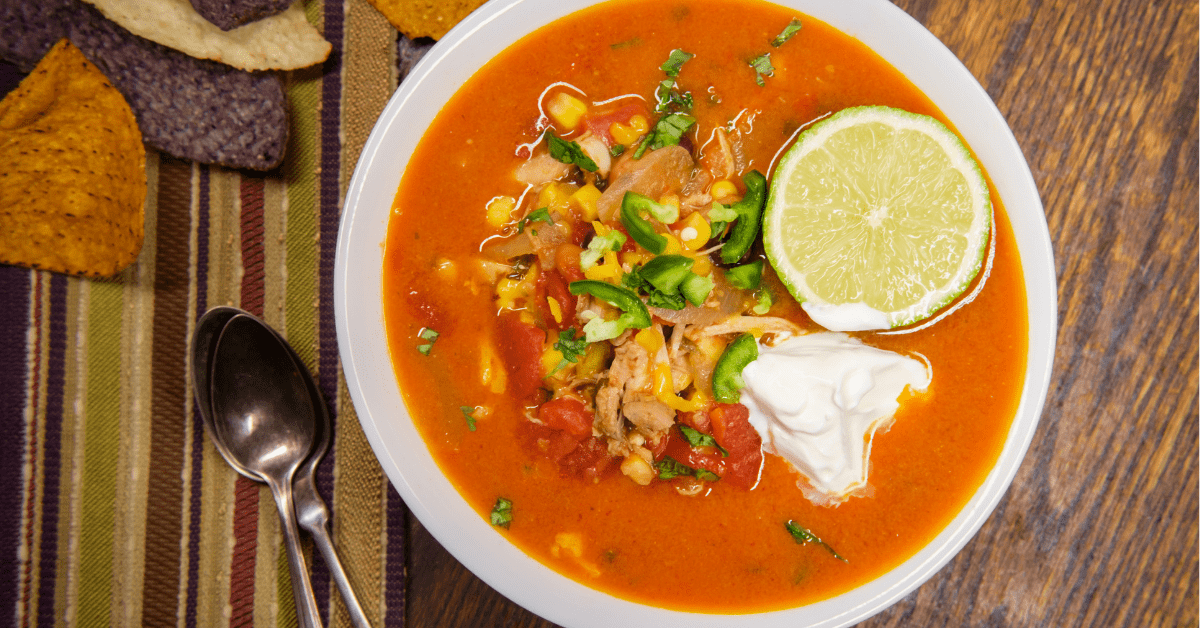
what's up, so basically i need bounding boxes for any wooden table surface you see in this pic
[402,0,1199,626]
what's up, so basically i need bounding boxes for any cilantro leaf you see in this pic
[553,328,588,372]
[655,456,721,481]
[771,18,803,47]
[660,49,695,76]
[460,406,477,431]
[653,50,695,113]
[417,327,439,355]
[517,207,554,234]
[490,497,514,528]
[633,112,696,159]
[785,520,847,562]
[679,425,729,457]
[750,53,775,86]
[547,132,599,172]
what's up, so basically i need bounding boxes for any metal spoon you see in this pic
[206,313,324,628]
[192,308,374,628]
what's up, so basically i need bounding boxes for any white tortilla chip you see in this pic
[80,0,331,71]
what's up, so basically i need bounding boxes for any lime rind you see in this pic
[763,106,992,331]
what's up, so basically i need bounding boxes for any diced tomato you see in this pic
[541,269,577,331]
[538,397,592,438]
[660,426,725,479]
[709,403,763,490]
[583,104,648,146]
[555,243,586,282]
[560,436,616,483]
[516,420,580,462]
[495,311,546,401]
[677,409,712,434]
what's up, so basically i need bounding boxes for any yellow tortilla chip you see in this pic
[0,40,146,278]
[80,0,331,71]
[367,0,488,40]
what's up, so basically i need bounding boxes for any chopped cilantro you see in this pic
[655,456,721,482]
[459,406,477,431]
[417,328,439,355]
[547,132,598,172]
[610,144,626,157]
[517,207,554,234]
[750,53,775,86]
[553,328,588,372]
[771,18,803,47]
[633,112,696,159]
[653,50,695,113]
[785,520,847,562]
[660,49,694,76]
[679,425,729,457]
[490,497,513,528]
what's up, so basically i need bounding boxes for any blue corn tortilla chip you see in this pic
[188,0,293,31]
[0,0,68,71]
[0,0,288,170]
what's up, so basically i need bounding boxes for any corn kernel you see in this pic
[635,328,664,354]
[479,343,508,393]
[537,182,573,212]
[662,233,683,255]
[486,196,517,228]
[584,251,621,280]
[546,296,563,324]
[620,249,652,268]
[658,193,681,214]
[551,532,585,558]
[691,255,712,276]
[570,184,602,221]
[678,212,712,251]
[710,180,737,202]
[620,455,655,486]
[547,93,588,130]
[434,258,458,281]
[610,115,650,145]
[696,335,727,361]
[542,346,565,377]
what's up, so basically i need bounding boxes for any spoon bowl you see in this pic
[192,308,373,628]
[204,313,324,628]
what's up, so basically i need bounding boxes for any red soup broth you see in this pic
[383,0,1028,613]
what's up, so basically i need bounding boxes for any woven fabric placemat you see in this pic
[0,1,433,625]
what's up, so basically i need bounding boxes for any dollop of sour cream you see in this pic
[740,332,931,505]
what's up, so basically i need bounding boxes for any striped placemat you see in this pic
[0,1,432,626]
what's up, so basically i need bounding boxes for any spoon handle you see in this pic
[269,478,324,628]
[310,516,375,628]
[295,476,374,628]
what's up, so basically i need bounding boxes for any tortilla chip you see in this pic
[367,0,488,40]
[189,0,291,31]
[0,40,146,277]
[79,0,330,71]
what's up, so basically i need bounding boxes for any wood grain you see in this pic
[403,0,1200,625]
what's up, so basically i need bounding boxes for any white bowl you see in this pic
[334,0,1057,625]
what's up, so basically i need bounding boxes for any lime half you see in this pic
[763,106,992,331]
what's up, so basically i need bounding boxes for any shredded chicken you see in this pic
[623,393,675,440]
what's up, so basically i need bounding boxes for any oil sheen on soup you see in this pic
[383,0,1028,613]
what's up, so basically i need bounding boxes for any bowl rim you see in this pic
[334,0,1058,625]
